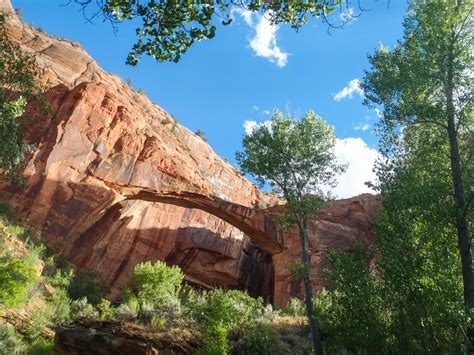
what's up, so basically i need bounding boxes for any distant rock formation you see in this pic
[0,0,379,306]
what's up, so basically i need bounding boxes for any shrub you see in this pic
[5,224,27,241]
[0,256,37,308]
[97,299,114,321]
[200,320,228,355]
[281,298,306,317]
[114,304,136,322]
[180,285,207,321]
[23,309,51,344]
[195,289,264,354]
[0,324,24,354]
[150,315,166,330]
[27,338,54,355]
[261,303,279,321]
[68,271,109,306]
[47,287,71,325]
[194,129,207,142]
[127,261,184,310]
[233,323,272,355]
[70,297,98,321]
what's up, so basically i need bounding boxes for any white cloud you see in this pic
[233,9,289,68]
[232,8,253,26]
[243,119,274,135]
[353,122,370,131]
[243,120,258,135]
[333,79,364,101]
[262,110,271,115]
[252,105,259,111]
[353,115,371,132]
[328,138,380,198]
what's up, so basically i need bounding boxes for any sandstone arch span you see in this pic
[113,186,284,255]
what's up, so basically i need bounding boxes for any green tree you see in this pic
[313,121,469,353]
[126,260,184,309]
[71,0,356,65]
[361,0,473,347]
[236,110,346,355]
[0,14,41,182]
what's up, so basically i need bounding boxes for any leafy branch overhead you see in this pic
[0,15,44,182]
[71,0,350,65]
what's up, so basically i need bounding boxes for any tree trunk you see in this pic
[445,49,473,350]
[298,217,324,355]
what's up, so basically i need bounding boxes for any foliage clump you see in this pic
[67,271,110,306]
[0,255,37,309]
[126,260,183,310]
[0,14,44,183]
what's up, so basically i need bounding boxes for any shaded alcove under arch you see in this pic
[67,197,276,302]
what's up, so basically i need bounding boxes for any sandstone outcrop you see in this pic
[54,321,199,354]
[0,0,380,306]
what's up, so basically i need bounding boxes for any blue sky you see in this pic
[13,0,408,198]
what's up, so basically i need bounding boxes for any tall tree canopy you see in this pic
[317,122,470,353]
[312,2,473,352]
[361,0,473,349]
[236,111,346,354]
[71,0,355,65]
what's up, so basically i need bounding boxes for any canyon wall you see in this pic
[0,0,379,306]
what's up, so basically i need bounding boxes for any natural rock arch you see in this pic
[116,186,284,255]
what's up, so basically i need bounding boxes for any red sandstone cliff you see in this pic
[0,0,379,306]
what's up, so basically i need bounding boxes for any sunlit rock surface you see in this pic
[0,0,379,306]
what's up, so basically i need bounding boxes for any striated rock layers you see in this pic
[0,0,379,306]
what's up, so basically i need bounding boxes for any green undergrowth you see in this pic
[0,200,110,354]
[0,199,314,354]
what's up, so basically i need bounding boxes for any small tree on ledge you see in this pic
[236,110,346,355]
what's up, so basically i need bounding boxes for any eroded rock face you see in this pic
[10,80,277,302]
[1,0,380,306]
[272,194,380,306]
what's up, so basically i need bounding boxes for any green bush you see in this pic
[234,323,272,355]
[195,289,265,354]
[97,298,114,321]
[150,315,166,330]
[281,298,306,317]
[68,271,109,306]
[23,309,51,345]
[0,324,24,354]
[70,297,97,321]
[127,261,184,310]
[27,338,53,355]
[200,320,228,355]
[47,287,71,325]
[114,304,136,322]
[0,256,37,308]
